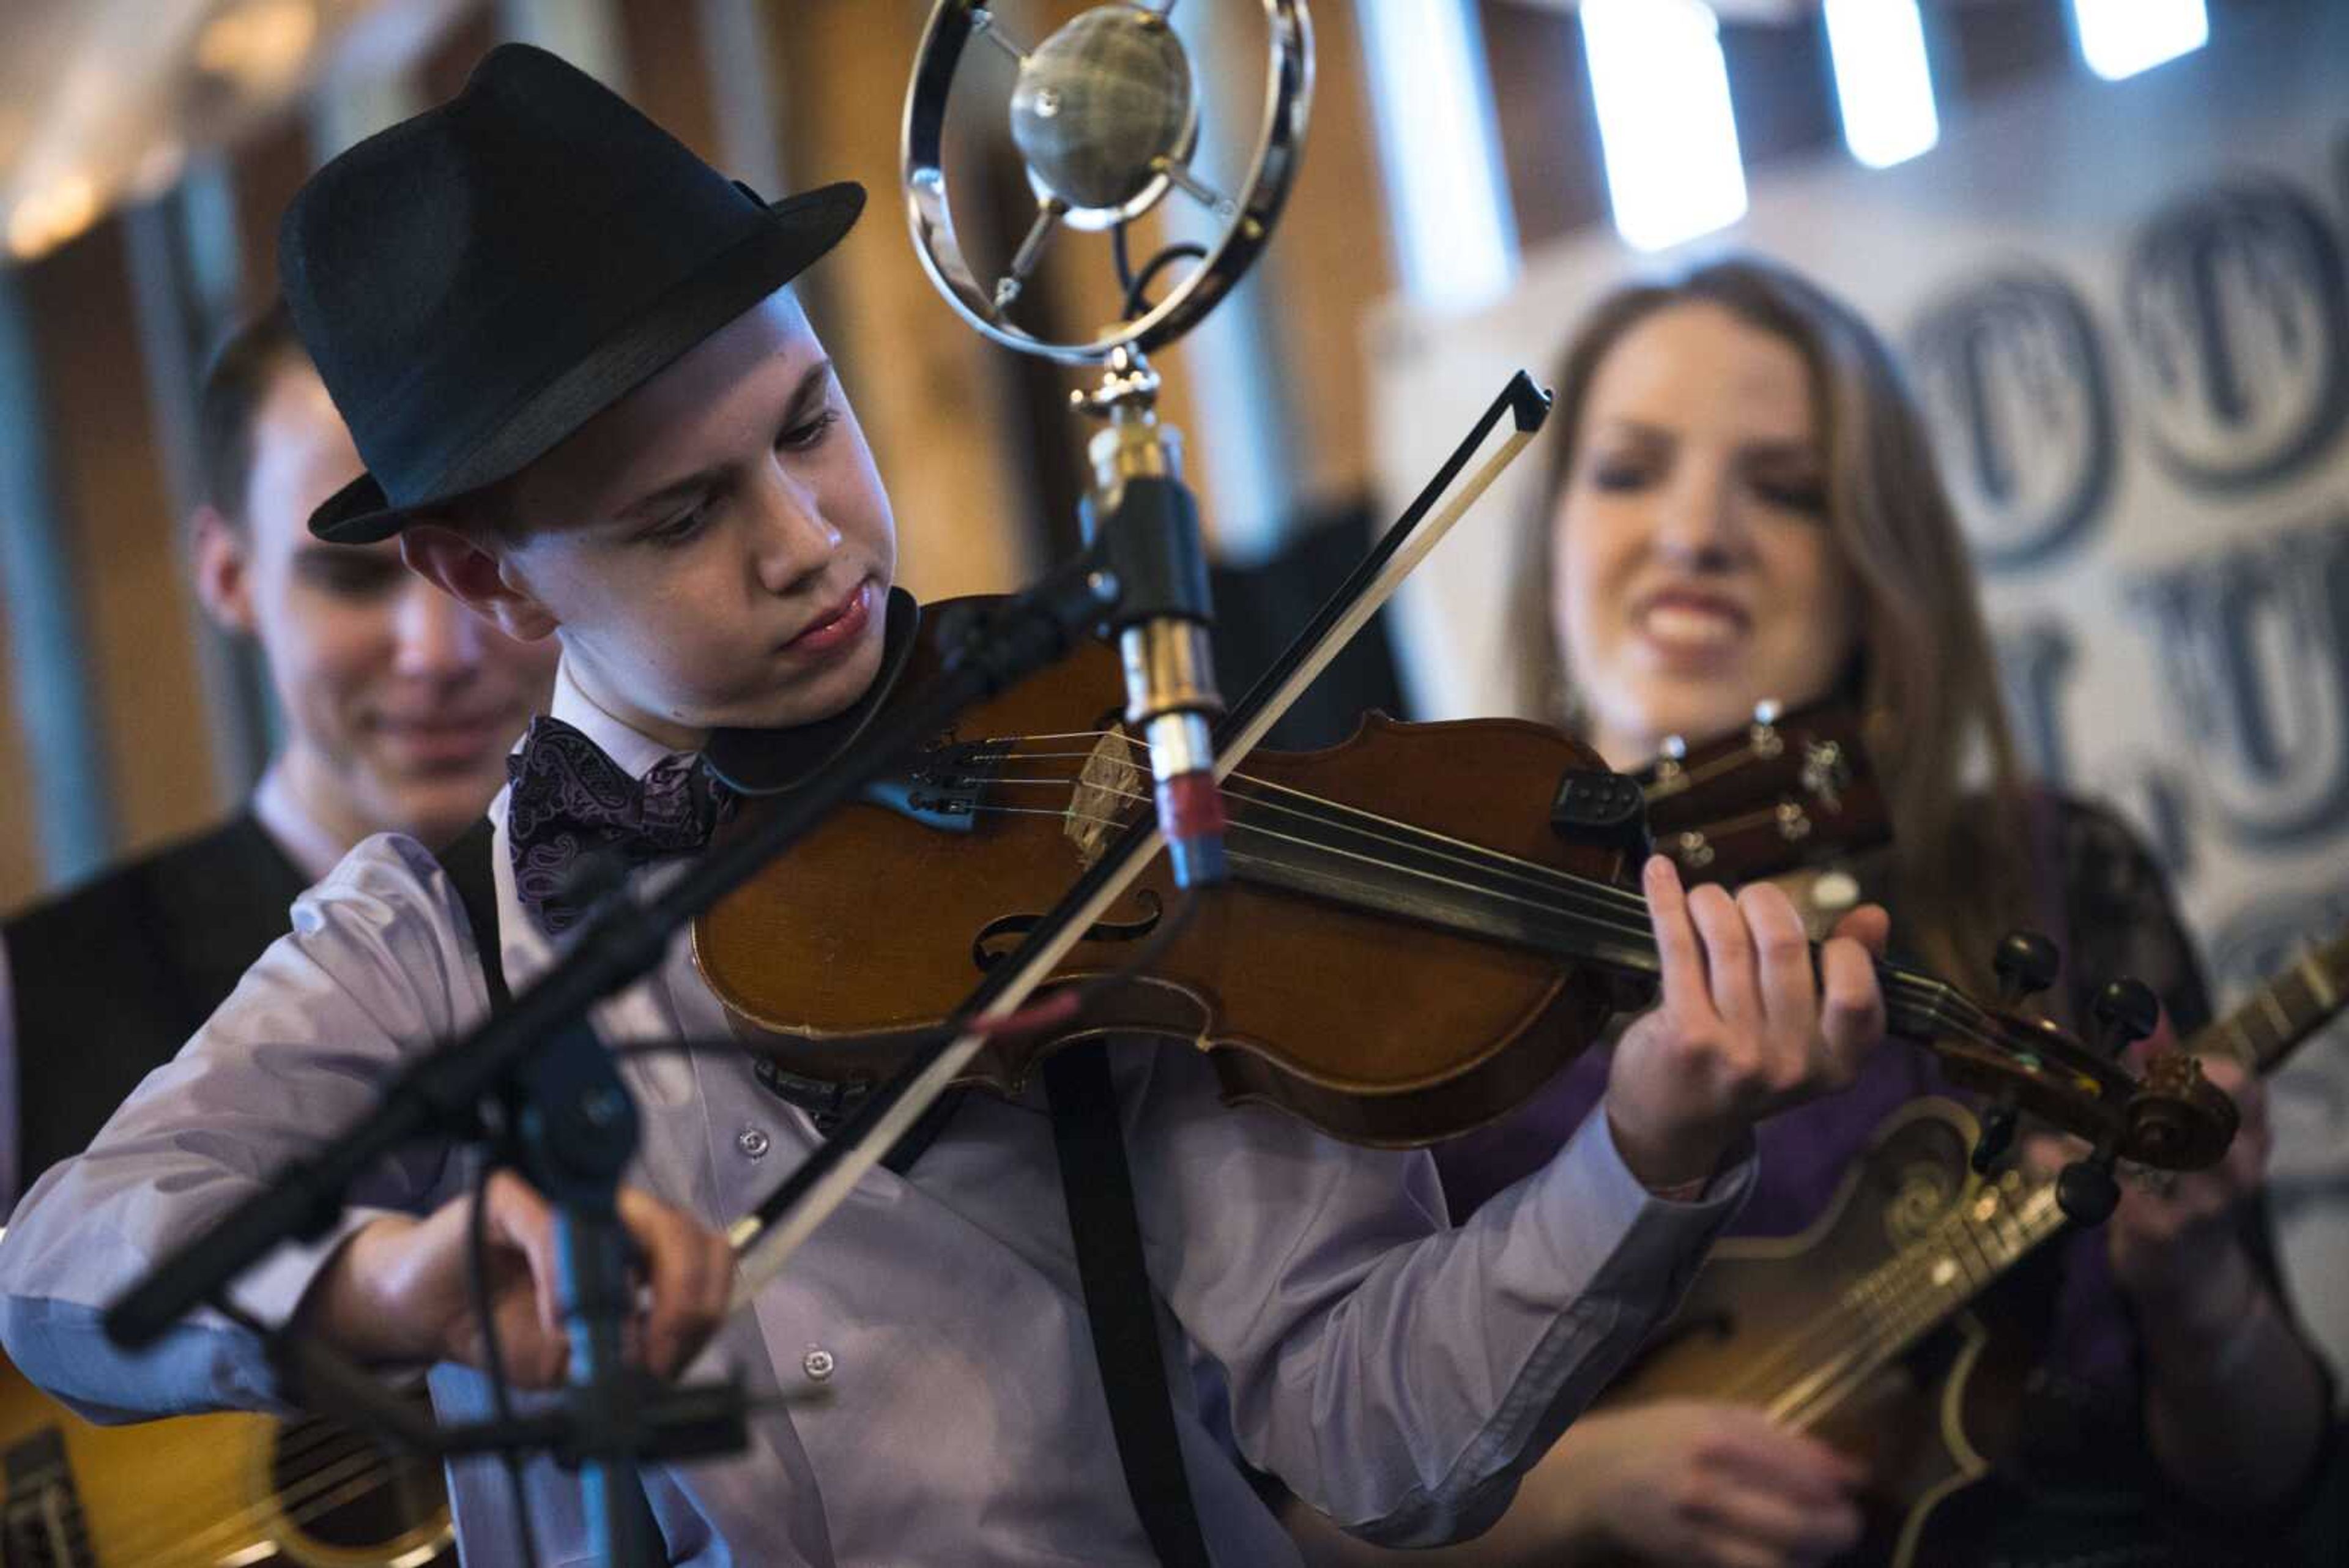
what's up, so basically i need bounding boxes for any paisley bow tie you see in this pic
[504,715,738,935]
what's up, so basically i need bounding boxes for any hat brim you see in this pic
[309,180,864,543]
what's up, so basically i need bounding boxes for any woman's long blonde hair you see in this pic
[1516,255,2031,990]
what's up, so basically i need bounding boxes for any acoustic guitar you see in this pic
[0,1345,451,1567]
[1592,922,2349,1566]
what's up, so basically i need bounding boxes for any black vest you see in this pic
[4,814,310,1193]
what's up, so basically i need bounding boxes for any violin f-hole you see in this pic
[972,893,1166,972]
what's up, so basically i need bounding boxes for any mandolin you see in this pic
[1590,921,2349,1567]
[0,1346,451,1568]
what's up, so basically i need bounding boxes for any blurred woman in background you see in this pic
[1286,256,2329,1568]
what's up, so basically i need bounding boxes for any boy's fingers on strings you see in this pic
[1816,935,1884,1085]
[1689,883,1765,1038]
[1643,854,1712,1023]
[1741,882,1819,1050]
[1827,902,1890,958]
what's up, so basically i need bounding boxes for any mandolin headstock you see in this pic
[1633,697,1889,888]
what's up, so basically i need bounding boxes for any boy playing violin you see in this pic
[0,47,1895,1565]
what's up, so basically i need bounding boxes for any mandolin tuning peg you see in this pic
[1970,1102,2019,1175]
[1651,734,1688,787]
[2091,978,2161,1057]
[1993,931,2061,1005]
[2057,1151,2123,1225]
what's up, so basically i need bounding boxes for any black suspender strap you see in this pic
[1042,1044,1214,1567]
[438,819,513,1014]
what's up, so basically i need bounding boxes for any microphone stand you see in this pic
[101,553,1124,1567]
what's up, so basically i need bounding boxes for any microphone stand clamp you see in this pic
[1073,345,1228,886]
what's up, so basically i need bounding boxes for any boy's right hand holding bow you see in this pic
[299,1170,735,1385]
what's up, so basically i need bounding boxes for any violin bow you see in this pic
[727,371,1555,1306]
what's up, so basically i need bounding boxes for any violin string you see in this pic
[1146,752,1995,1047]
[970,752,2017,1064]
[990,767,1653,911]
[981,747,1666,935]
[1005,730,1668,910]
[1002,730,1975,986]
[997,727,1701,931]
[1001,730,2027,1055]
[959,788,2019,1066]
[1012,735,2014,1053]
[981,779,1675,962]
[989,771,1655,921]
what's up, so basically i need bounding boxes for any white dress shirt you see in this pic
[0,661,1752,1564]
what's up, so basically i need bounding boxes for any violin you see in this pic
[692,596,2236,1175]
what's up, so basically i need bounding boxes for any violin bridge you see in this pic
[1067,727,1148,866]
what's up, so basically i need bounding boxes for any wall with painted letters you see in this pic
[1367,6,2349,1383]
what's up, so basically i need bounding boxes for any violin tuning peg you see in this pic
[2091,977,2161,1056]
[1660,734,1688,762]
[1993,930,2061,1005]
[1752,699,1783,726]
[1970,1103,2019,1175]
[2057,1152,2123,1225]
[1549,769,1653,860]
[1747,704,1784,758]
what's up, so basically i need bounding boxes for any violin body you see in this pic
[694,611,1639,1147]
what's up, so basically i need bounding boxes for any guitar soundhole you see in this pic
[267,1415,450,1559]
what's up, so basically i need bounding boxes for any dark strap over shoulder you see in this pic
[1044,1044,1212,1567]
[437,817,511,1014]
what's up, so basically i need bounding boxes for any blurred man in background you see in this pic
[0,303,559,1209]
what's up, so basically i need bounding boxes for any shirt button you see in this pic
[802,1346,836,1382]
[736,1126,771,1160]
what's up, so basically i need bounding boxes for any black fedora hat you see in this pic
[282,43,863,543]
